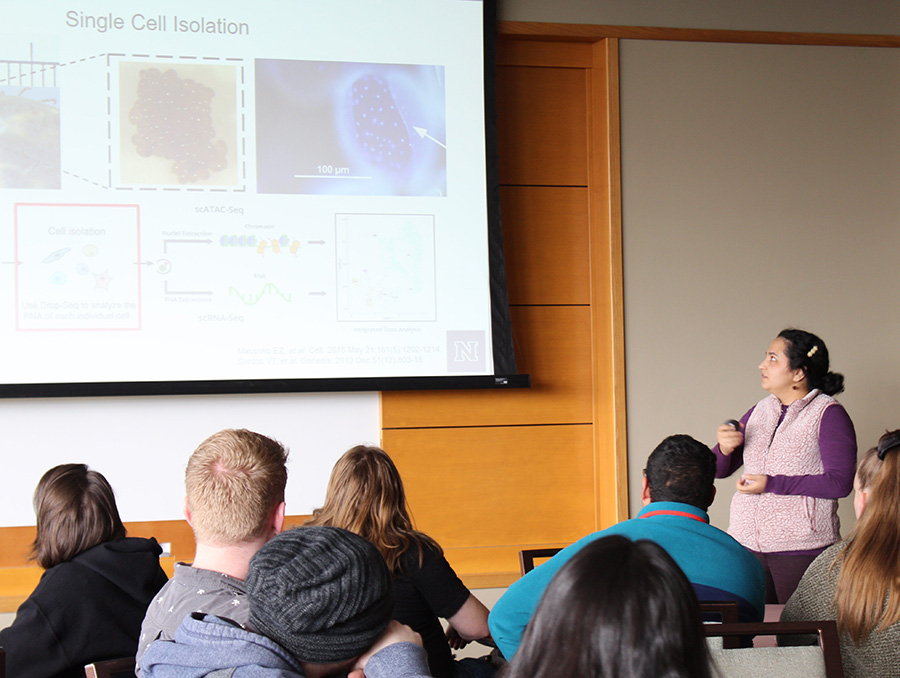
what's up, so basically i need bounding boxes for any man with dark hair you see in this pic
[644,433,718,508]
[142,526,431,678]
[489,434,765,660]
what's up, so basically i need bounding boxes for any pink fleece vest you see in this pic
[728,390,840,553]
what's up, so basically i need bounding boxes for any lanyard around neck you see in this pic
[639,509,707,523]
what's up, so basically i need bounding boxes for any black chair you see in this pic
[704,620,843,678]
[518,548,562,575]
[698,600,739,624]
[84,657,136,678]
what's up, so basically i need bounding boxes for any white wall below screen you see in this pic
[0,391,380,527]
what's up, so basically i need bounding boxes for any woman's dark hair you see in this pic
[504,536,713,678]
[778,328,844,396]
[31,464,127,569]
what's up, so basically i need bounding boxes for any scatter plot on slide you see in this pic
[336,213,436,321]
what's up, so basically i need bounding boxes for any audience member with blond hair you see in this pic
[307,445,494,678]
[0,463,167,678]
[136,428,288,674]
[783,429,900,677]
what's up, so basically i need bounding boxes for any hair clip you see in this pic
[806,345,818,358]
[876,431,900,461]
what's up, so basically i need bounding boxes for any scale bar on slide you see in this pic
[294,175,373,179]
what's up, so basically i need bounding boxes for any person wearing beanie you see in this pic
[141,526,433,678]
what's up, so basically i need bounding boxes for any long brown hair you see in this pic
[834,430,900,643]
[31,464,127,569]
[306,445,439,573]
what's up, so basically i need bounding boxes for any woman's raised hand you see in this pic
[716,423,744,456]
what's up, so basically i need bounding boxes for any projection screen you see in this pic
[1,0,523,397]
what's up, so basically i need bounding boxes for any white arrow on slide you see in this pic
[412,126,447,149]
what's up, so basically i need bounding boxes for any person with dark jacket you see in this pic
[0,464,168,678]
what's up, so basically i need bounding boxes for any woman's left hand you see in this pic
[736,474,767,494]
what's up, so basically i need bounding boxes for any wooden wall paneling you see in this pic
[381,36,618,586]
[0,526,35,568]
[496,65,589,186]
[497,21,900,49]
[0,567,43,612]
[0,515,313,612]
[381,305,593,429]
[496,38,594,68]
[0,522,195,570]
[588,39,628,527]
[500,186,591,305]
[383,423,595,581]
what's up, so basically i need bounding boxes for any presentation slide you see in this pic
[0,0,494,387]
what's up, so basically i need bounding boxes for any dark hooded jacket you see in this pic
[0,537,168,678]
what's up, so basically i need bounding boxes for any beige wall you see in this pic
[619,39,900,532]
[498,0,900,533]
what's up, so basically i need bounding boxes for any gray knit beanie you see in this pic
[246,526,394,664]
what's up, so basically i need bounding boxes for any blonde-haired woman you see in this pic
[307,445,495,678]
[782,430,900,677]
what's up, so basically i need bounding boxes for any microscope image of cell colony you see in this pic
[129,68,228,184]
[42,247,71,263]
[351,73,412,172]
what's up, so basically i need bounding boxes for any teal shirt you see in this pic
[488,501,765,660]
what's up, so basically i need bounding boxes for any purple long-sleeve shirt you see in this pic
[713,402,856,499]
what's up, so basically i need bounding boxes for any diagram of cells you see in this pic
[42,246,71,263]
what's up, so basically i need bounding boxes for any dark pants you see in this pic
[450,657,498,678]
[752,548,826,604]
